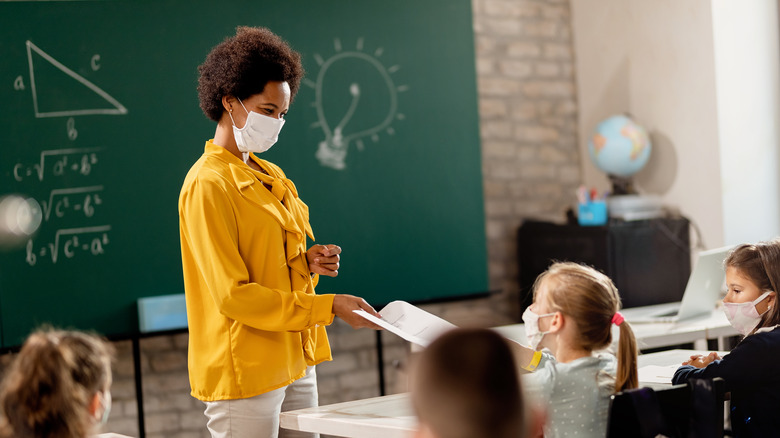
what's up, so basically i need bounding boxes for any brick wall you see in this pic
[3,1,581,436]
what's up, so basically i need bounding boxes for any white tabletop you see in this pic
[280,348,726,438]
[279,392,415,438]
[637,348,729,388]
[621,302,738,350]
[637,348,716,368]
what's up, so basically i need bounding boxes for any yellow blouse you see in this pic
[179,140,335,401]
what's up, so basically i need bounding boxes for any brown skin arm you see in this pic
[332,295,382,329]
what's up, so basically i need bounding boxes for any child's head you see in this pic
[528,262,638,392]
[0,328,114,438]
[410,328,535,438]
[532,262,620,351]
[723,239,780,333]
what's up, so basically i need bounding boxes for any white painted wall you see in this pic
[570,0,780,249]
[712,0,780,245]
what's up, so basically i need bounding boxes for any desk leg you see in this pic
[693,338,708,350]
[132,337,146,438]
[376,330,385,396]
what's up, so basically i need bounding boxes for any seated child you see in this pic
[673,239,780,438]
[521,262,638,438]
[0,328,115,438]
[410,328,544,438]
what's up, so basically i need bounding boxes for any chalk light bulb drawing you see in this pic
[306,38,407,170]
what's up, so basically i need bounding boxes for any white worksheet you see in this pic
[354,300,456,347]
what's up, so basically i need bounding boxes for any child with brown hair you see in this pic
[0,328,114,438]
[410,328,544,438]
[673,239,780,437]
[521,261,638,438]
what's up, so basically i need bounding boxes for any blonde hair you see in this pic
[0,328,114,438]
[411,328,525,438]
[533,262,638,392]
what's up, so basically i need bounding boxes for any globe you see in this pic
[588,114,651,178]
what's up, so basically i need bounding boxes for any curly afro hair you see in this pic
[197,26,305,122]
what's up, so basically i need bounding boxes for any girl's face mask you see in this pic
[522,307,555,350]
[94,391,111,425]
[723,290,773,335]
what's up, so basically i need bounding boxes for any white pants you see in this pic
[203,366,319,438]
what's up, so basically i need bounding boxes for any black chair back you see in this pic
[607,377,726,438]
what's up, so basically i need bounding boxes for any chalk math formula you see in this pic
[14,148,111,266]
[8,39,126,266]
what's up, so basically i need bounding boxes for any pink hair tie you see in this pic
[611,312,625,326]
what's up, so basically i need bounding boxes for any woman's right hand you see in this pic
[332,294,382,329]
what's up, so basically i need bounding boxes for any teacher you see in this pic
[179,26,380,438]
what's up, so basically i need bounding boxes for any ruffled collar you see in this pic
[204,140,315,288]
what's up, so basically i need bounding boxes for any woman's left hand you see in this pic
[307,244,341,277]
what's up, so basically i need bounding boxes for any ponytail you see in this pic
[614,320,638,392]
[538,262,639,394]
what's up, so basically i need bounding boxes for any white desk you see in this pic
[279,393,415,438]
[280,349,722,438]
[494,304,739,352]
[638,348,718,368]
[621,303,738,350]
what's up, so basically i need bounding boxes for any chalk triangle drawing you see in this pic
[26,41,128,118]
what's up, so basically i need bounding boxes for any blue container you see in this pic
[138,293,187,333]
[578,201,608,226]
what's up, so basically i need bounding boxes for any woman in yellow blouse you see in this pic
[179,26,380,438]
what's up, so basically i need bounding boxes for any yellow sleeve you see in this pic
[180,176,335,332]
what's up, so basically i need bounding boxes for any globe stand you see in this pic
[608,174,636,195]
[606,176,664,221]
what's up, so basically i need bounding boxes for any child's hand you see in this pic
[682,352,721,368]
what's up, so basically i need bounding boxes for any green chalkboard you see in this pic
[0,0,487,347]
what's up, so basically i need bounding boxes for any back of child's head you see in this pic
[725,238,780,328]
[410,328,526,438]
[533,262,638,392]
[0,328,114,438]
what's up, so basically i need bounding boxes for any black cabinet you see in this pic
[517,218,691,312]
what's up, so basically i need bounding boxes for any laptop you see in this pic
[628,245,733,323]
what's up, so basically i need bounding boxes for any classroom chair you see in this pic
[606,377,726,438]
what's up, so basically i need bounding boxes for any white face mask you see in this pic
[95,391,111,425]
[723,291,773,336]
[229,99,285,154]
[522,307,555,350]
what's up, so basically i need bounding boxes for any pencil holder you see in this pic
[578,201,608,226]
